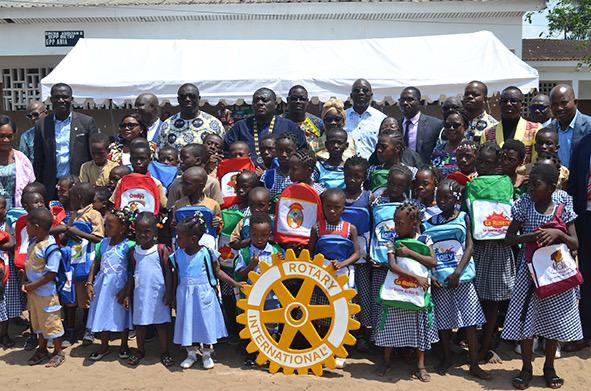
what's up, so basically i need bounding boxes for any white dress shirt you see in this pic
[345,106,386,159]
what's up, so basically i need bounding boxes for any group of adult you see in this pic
[1,78,591,350]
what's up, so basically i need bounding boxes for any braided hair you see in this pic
[344,155,369,173]
[292,148,317,170]
[275,132,298,148]
[108,206,134,237]
[388,164,413,187]
[437,178,464,202]
[395,201,422,224]
[177,210,207,237]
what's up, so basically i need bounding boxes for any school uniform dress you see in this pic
[425,213,486,331]
[502,192,583,342]
[2,221,25,320]
[346,190,372,328]
[0,246,9,322]
[173,247,227,346]
[261,168,292,200]
[87,239,134,333]
[472,240,515,302]
[132,246,171,326]
[373,234,439,350]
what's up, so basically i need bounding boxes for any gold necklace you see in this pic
[253,116,276,155]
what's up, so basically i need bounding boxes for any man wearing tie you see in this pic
[399,87,443,163]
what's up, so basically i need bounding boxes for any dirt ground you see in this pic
[1,325,591,391]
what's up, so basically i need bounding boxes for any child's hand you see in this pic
[395,243,411,258]
[122,297,130,310]
[537,228,563,247]
[250,253,260,269]
[86,284,94,300]
[255,166,264,176]
[212,217,222,230]
[234,281,246,290]
[415,276,430,290]
[445,272,460,288]
[116,289,127,306]
[163,292,172,307]
[431,277,442,289]
[330,260,344,270]
[22,283,31,294]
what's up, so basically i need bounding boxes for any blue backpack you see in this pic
[46,243,76,306]
[370,203,401,265]
[65,221,96,280]
[175,206,217,238]
[315,221,355,262]
[315,160,345,189]
[342,206,371,259]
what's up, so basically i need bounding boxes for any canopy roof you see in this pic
[41,31,538,105]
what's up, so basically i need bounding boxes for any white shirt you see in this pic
[403,112,421,151]
[147,118,162,144]
[345,106,386,160]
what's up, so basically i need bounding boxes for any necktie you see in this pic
[404,119,410,148]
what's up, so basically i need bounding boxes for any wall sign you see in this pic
[45,31,84,47]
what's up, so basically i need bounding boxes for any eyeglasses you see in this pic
[443,122,463,130]
[530,104,548,112]
[26,112,41,120]
[324,115,343,123]
[119,122,139,129]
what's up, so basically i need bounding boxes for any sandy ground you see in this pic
[1,326,591,391]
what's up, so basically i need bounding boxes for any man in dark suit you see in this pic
[549,84,591,168]
[34,83,99,200]
[399,87,443,163]
[566,132,591,351]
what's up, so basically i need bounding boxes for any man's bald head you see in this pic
[134,93,160,125]
[550,84,577,127]
[550,84,575,101]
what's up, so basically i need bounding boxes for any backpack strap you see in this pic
[157,244,169,278]
[239,246,251,267]
[202,248,218,289]
[45,243,61,260]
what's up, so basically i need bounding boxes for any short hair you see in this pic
[395,201,421,223]
[50,83,72,97]
[502,139,526,161]
[75,182,96,206]
[402,86,421,101]
[136,211,158,229]
[237,169,259,185]
[325,127,348,141]
[129,137,150,153]
[443,108,470,127]
[291,149,316,170]
[288,85,307,96]
[178,83,199,96]
[388,164,413,185]
[536,151,562,169]
[94,186,111,202]
[478,141,500,159]
[89,132,111,149]
[158,145,178,159]
[204,133,223,143]
[275,132,298,147]
[321,188,346,203]
[344,156,369,173]
[467,80,488,96]
[181,143,208,161]
[0,114,17,133]
[249,211,273,229]
[321,98,346,121]
[21,192,44,207]
[530,163,559,186]
[502,86,524,97]
[230,140,250,152]
[110,165,132,177]
[27,207,53,231]
[23,182,47,199]
[254,87,276,102]
[536,125,558,141]
[248,186,270,202]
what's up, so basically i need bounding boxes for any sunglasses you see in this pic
[26,112,41,120]
[119,122,139,129]
[530,104,548,112]
[443,122,463,130]
[324,115,343,123]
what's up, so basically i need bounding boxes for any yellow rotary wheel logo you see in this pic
[236,249,360,376]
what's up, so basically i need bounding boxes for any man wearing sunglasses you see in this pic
[18,100,47,162]
[482,86,542,165]
[529,93,552,126]
[33,83,99,200]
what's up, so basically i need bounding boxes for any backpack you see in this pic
[342,206,370,262]
[46,243,76,306]
[315,220,355,263]
[114,172,161,214]
[14,214,63,270]
[315,160,345,190]
[233,244,283,282]
[465,175,513,240]
[423,212,476,286]
[369,168,389,193]
[524,203,583,299]
[218,209,245,269]
[377,237,433,332]
[128,244,170,278]
[274,183,323,246]
[66,221,96,280]
[217,157,256,208]
[170,247,218,290]
[369,203,401,265]
[95,238,136,272]
[0,230,9,297]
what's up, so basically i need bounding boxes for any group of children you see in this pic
[0,123,581,390]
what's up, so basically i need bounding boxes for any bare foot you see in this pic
[481,350,502,364]
[436,357,454,375]
[470,364,492,380]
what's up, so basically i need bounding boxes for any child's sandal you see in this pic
[118,347,131,360]
[89,349,110,361]
[512,368,533,390]
[45,351,66,368]
[127,350,145,366]
[413,368,431,383]
[28,348,50,366]
[160,352,175,367]
[543,367,564,389]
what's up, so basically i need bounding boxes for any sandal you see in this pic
[413,368,431,383]
[160,352,175,368]
[45,351,66,368]
[377,362,392,377]
[1,335,15,349]
[127,349,145,366]
[89,349,111,361]
[512,368,533,390]
[118,347,131,360]
[543,367,564,389]
[28,348,50,366]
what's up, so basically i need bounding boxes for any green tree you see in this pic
[527,0,591,39]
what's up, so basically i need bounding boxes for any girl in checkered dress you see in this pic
[374,202,439,382]
[503,164,581,390]
[424,179,489,380]
[369,165,413,340]
[0,197,14,348]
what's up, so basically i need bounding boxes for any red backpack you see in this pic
[114,173,161,215]
[0,230,10,287]
[274,183,323,246]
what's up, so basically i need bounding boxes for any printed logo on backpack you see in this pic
[274,183,323,245]
[369,203,401,265]
[466,175,513,240]
[114,173,161,214]
[217,157,256,208]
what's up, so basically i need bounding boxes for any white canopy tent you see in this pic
[41,31,538,105]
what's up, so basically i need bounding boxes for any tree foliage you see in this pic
[527,0,591,39]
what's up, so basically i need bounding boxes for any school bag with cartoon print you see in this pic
[378,237,432,311]
[114,172,161,214]
[65,221,96,280]
[524,203,583,299]
[465,175,513,240]
[369,203,401,265]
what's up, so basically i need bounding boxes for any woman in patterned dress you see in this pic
[108,113,157,165]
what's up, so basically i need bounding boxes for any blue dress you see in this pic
[86,238,134,333]
[173,247,227,346]
[132,245,171,326]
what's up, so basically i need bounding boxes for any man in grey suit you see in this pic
[399,87,443,163]
[34,83,99,200]
[550,84,591,168]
